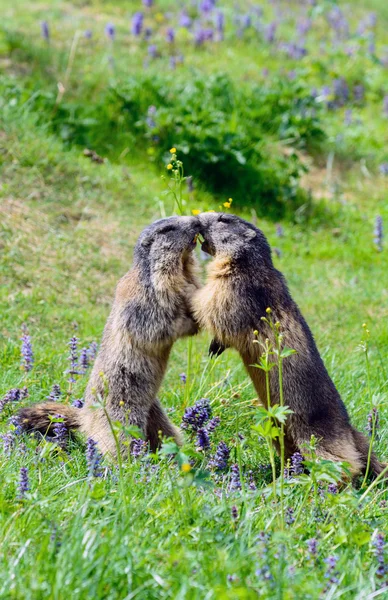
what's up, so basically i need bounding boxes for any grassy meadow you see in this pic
[1,0,388,598]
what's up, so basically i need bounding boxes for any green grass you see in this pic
[1,1,388,598]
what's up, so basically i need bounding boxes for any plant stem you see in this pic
[361,342,374,488]
[277,340,285,532]
[265,369,278,509]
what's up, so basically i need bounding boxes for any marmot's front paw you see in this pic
[209,338,227,358]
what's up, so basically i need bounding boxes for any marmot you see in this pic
[192,212,384,477]
[19,216,201,455]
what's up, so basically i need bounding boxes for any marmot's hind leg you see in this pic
[314,428,385,478]
[146,399,183,451]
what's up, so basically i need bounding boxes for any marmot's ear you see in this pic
[141,233,153,247]
[244,229,257,240]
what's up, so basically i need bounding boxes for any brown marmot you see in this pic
[192,212,384,477]
[19,216,201,455]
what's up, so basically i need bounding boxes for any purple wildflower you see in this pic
[285,507,295,525]
[84,30,92,39]
[8,415,23,435]
[72,398,84,409]
[215,12,224,39]
[53,415,67,449]
[87,341,98,361]
[280,42,307,60]
[148,44,158,58]
[146,105,157,128]
[166,27,175,43]
[206,416,220,433]
[41,21,50,41]
[290,452,304,476]
[353,84,365,103]
[199,0,214,15]
[229,463,242,491]
[1,431,15,455]
[181,398,211,432]
[196,428,210,451]
[256,532,272,580]
[67,336,79,383]
[79,348,90,373]
[373,533,386,577]
[379,163,388,176]
[231,505,238,520]
[327,7,348,39]
[374,216,383,252]
[367,407,380,437]
[142,0,153,6]
[333,78,349,107]
[344,109,353,125]
[179,373,187,384]
[180,12,192,29]
[324,555,339,587]
[247,470,257,490]
[0,388,28,412]
[276,224,284,237]
[105,23,115,41]
[209,441,230,470]
[86,438,103,477]
[297,18,312,36]
[47,384,61,401]
[131,438,147,458]
[144,27,152,41]
[18,467,30,499]
[307,538,318,559]
[169,56,177,70]
[328,483,338,495]
[263,22,277,43]
[132,12,144,36]
[21,334,33,372]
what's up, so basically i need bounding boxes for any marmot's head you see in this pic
[135,216,201,265]
[199,212,272,265]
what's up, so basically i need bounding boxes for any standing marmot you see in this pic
[192,212,384,477]
[19,216,201,455]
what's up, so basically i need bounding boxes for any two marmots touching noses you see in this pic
[19,213,385,479]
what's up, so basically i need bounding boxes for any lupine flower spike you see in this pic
[86,438,103,477]
[21,334,33,372]
[209,441,230,470]
[229,463,242,490]
[53,415,67,449]
[18,467,30,499]
[67,336,79,383]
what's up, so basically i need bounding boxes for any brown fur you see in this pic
[19,216,201,456]
[192,212,385,478]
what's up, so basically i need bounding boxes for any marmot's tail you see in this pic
[351,428,387,478]
[18,402,81,437]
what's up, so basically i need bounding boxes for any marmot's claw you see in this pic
[209,339,226,358]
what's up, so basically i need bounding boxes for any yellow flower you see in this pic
[362,323,367,328]
[192,209,201,215]
[253,330,259,336]
[266,307,272,314]
[170,147,177,154]
[181,463,192,473]
[119,400,125,407]
[223,202,231,208]
[167,164,173,170]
